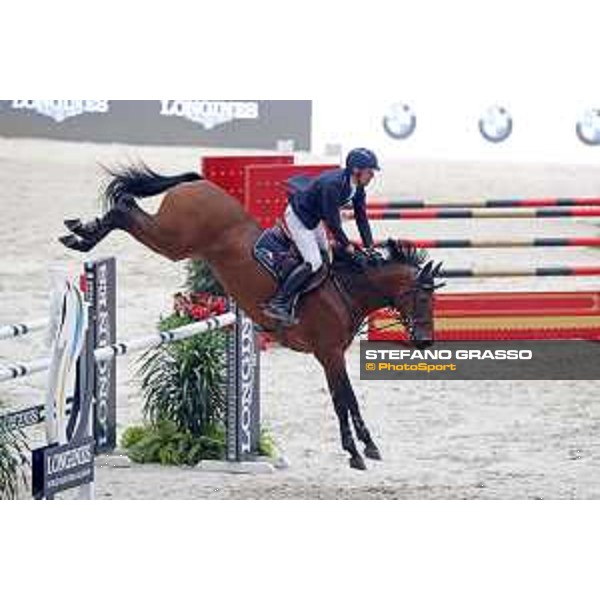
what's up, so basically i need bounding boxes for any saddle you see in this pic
[253,221,327,292]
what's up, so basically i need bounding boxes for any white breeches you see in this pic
[284,205,329,272]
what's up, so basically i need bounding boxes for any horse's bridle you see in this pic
[364,260,445,341]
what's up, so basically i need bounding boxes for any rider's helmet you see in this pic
[345,148,380,171]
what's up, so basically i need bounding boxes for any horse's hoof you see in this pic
[59,234,91,253]
[59,233,80,248]
[364,442,382,461]
[64,218,82,233]
[349,455,367,470]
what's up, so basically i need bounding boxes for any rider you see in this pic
[264,147,380,325]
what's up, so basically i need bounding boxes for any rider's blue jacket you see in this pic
[288,168,374,248]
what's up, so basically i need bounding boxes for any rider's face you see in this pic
[352,168,375,187]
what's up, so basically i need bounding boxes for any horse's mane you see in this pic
[332,239,428,275]
[382,239,428,269]
[329,239,434,325]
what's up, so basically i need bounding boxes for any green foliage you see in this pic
[121,421,277,466]
[0,406,30,500]
[258,429,277,458]
[120,425,146,449]
[121,421,225,466]
[185,260,225,295]
[137,313,227,437]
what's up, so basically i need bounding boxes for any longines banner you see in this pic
[0,100,312,149]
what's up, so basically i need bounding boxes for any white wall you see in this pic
[313,94,600,165]
[311,2,600,167]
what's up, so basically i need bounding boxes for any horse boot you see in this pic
[264,262,313,326]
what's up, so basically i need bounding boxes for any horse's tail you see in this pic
[102,163,202,211]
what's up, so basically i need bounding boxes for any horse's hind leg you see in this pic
[60,195,138,252]
[60,215,114,252]
[61,193,187,260]
[117,192,192,260]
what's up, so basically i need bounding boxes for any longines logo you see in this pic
[11,100,109,123]
[239,315,257,454]
[159,100,259,130]
[95,262,113,449]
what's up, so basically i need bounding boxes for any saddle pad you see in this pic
[253,224,301,283]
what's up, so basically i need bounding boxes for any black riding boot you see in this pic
[264,262,313,325]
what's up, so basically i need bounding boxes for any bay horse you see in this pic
[60,165,442,470]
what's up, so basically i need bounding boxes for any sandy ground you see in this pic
[1,137,600,499]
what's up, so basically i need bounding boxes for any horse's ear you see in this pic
[386,238,397,257]
[420,261,433,278]
[432,262,444,278]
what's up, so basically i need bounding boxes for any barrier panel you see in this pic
[368,291,600,341]
[244,163,338,228]
[202,155,293,207]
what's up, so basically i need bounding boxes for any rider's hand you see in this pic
[345,243,356,255]
[363,246,383,264]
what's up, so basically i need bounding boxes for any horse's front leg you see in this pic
[343,373,382,461]
[319,352,368,470]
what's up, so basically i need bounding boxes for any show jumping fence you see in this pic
[0,258,261,479]
[384,237,600,249]
[0,318,49,341]
[363,197,600,209]
[342,207,600,220]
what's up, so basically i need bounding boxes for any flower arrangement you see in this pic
[173,291,227,321]
[174,290,274,350]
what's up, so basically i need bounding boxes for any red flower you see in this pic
[173,291,228,321]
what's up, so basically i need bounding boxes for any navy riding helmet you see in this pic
[345,148,380,171]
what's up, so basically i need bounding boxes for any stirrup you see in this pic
[263,298,298,326]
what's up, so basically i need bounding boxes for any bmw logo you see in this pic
[576,109,600,146]
[479,105,513,143]
[383,103,417,140]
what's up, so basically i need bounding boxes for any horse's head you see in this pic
[397,259,445,348]
[363,240,445,349]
